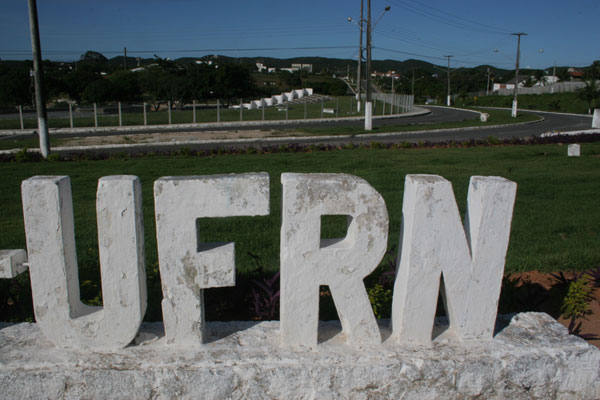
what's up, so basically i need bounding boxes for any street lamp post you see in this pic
[348,1,365,113]
[511,32,527,118]
[364,3,390,131]
[444,55,453,106]
[27,0,50,157]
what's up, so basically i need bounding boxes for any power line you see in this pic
[400,0,512,34]
[388,0,512,35]
[0,45,358,58]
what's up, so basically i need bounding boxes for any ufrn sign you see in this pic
[0,173,516,350]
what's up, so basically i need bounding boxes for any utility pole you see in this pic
[486,67,491,95]
[123,47,127,70]
[365,0,373,130]
[412,69,415,96]
[27,0,49,158]
[356,0,364,113]
[511,32,527,118]
[444,55,453,106]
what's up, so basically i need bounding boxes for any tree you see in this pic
[82,78,113,104]
[0,63,31,107]
[108,71,141,102]
[578,80,600,114]
[214,63,256,105]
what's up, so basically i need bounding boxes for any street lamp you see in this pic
[348,3,390,121]
[365,2,390,130]
[511,32,527,118]
[347,2,365,113]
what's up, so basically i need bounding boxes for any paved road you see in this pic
[2,107,593,153]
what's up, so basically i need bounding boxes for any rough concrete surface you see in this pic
[154,173,270,345]
[280,173,388,348]
[0,313,598,399]
[392,175,516,344]
[21,176,147,350]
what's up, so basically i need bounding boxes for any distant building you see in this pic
[256,62,267,72]
[534,75,559,86]
[493,75,527,92]
[291,63,313,73]
[256,62,276,73]
[568,68,584,79]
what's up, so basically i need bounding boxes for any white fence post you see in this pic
[68,103,73,128]
[18,105,24,130]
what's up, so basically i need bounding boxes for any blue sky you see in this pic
[1,0,598,70]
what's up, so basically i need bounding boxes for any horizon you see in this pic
[1,0,599,69]
[2,52,595,74]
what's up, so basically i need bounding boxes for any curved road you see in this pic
[1,107,593,152]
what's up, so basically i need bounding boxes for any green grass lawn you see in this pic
[457,92,593,115]
[1,142,599,321]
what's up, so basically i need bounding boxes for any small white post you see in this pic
[511,99,518,118]
[118,102,122,127]
[168,101,172,125]
[143,102,147,126]
[192,100,197,124]
[592,109,599,128]
[320,98,324,118]
[568,144,581,157]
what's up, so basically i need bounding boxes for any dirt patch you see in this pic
[504,270,600,348]
[60,129,304,147]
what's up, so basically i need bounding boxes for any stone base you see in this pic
[1,313,598,399]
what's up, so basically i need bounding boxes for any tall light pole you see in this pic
[364,3,390,131]
[364,0,373,130]
[348,1,365,113]
[27,0,50,157]
[444,55,453,106]
[511,32,527,118]
[357,0,364,113]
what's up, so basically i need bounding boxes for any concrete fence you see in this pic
[371,93,415,114]
[495,81,587,95]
